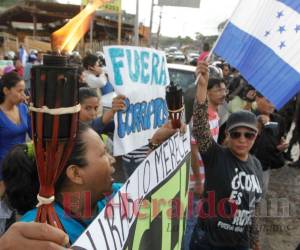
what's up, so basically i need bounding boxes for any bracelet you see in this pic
[148,139,160,150]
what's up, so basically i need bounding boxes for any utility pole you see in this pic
[134,0,139,46]
[117,10,122,45]
[156,6,162,49]
[148,0,154,47]
[89,15,94,51]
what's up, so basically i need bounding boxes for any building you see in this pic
[0,0,150,54]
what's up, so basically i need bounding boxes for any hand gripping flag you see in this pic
[213,0,300,109]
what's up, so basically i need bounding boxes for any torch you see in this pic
[28,0,111,232]
[166,81,184,129]
[29,54,80,229]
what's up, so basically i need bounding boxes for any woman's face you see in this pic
[80,128,115,201]
[4,80,26,104]
[79,97,99,122]
[226,127,257,160]
[256,96,275,115]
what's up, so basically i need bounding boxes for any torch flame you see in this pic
[51,0,111,53]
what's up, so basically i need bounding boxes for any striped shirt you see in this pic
[189,106,219,189]
[122,145,149,164]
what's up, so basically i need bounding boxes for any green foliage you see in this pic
[0,0,21,7]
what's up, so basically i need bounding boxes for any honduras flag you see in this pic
[213,0,300,109]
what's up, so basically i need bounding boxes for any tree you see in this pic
[0,0,20,7]
[195,32,204,42]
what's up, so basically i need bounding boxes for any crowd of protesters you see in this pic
[0,46,299,250]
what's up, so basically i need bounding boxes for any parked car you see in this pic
[173,51,185,62]
[167,63,196,92]
[167,63,197,123]
[185,52,199,65]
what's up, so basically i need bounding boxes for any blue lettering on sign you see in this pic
[109,48,125,86]
[159,57,167,86]
[108,48,168,86]
[141,51,150,84]
[117,98,168,138]
[126,49,140,82]
[151,53,160,85]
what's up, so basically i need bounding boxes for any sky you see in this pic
[58,0,240,38]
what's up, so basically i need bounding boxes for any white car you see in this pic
[186,52,199,65]
[173,51,185,62]
[167,63,196,92]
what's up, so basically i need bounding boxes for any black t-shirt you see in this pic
[198,141,264,247]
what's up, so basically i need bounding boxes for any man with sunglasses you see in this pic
[190,61,263,250]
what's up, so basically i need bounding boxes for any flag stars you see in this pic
[264,30,271,37]
[279,41,286,49]
[295,24,300,33]
[276,11,284,18]
[278,25,286,33]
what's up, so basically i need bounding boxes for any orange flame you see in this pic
[51,0,111,53]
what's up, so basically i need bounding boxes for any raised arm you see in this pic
[101,94,126,125]
[192,61,213,153]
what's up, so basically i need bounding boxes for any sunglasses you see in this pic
[229,131,256,140]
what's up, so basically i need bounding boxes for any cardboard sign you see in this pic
[103,46,170,156]
[72,128,191,250]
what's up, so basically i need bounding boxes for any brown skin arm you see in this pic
[195,61,209,104]
[101,94,126,125]
[150,120,187,146]
[192,61,213,153]
[1,222,70,250]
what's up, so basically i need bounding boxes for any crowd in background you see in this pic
[0,45,299,250]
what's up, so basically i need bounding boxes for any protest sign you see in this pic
[0,60,13,70]
[72,128,191,250]
[103,46,170,156]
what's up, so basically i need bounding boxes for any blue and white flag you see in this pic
[214,0,300,109]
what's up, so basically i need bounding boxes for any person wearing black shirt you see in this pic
[190,62,264,250]
[251,92,287,196]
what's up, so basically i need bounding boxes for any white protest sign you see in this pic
[72,128,191,250]
[103,46,170,156]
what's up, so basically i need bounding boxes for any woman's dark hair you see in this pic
[3,122,91,213]
[0,71,23,104]
[79,87,99,103]
[55,122,90,192]
[77,66,88,88]
[217,63,229,71]
[207,78,224,90]
[82,54,98,70]
[203,42,210,52]
[2,144,39,215]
